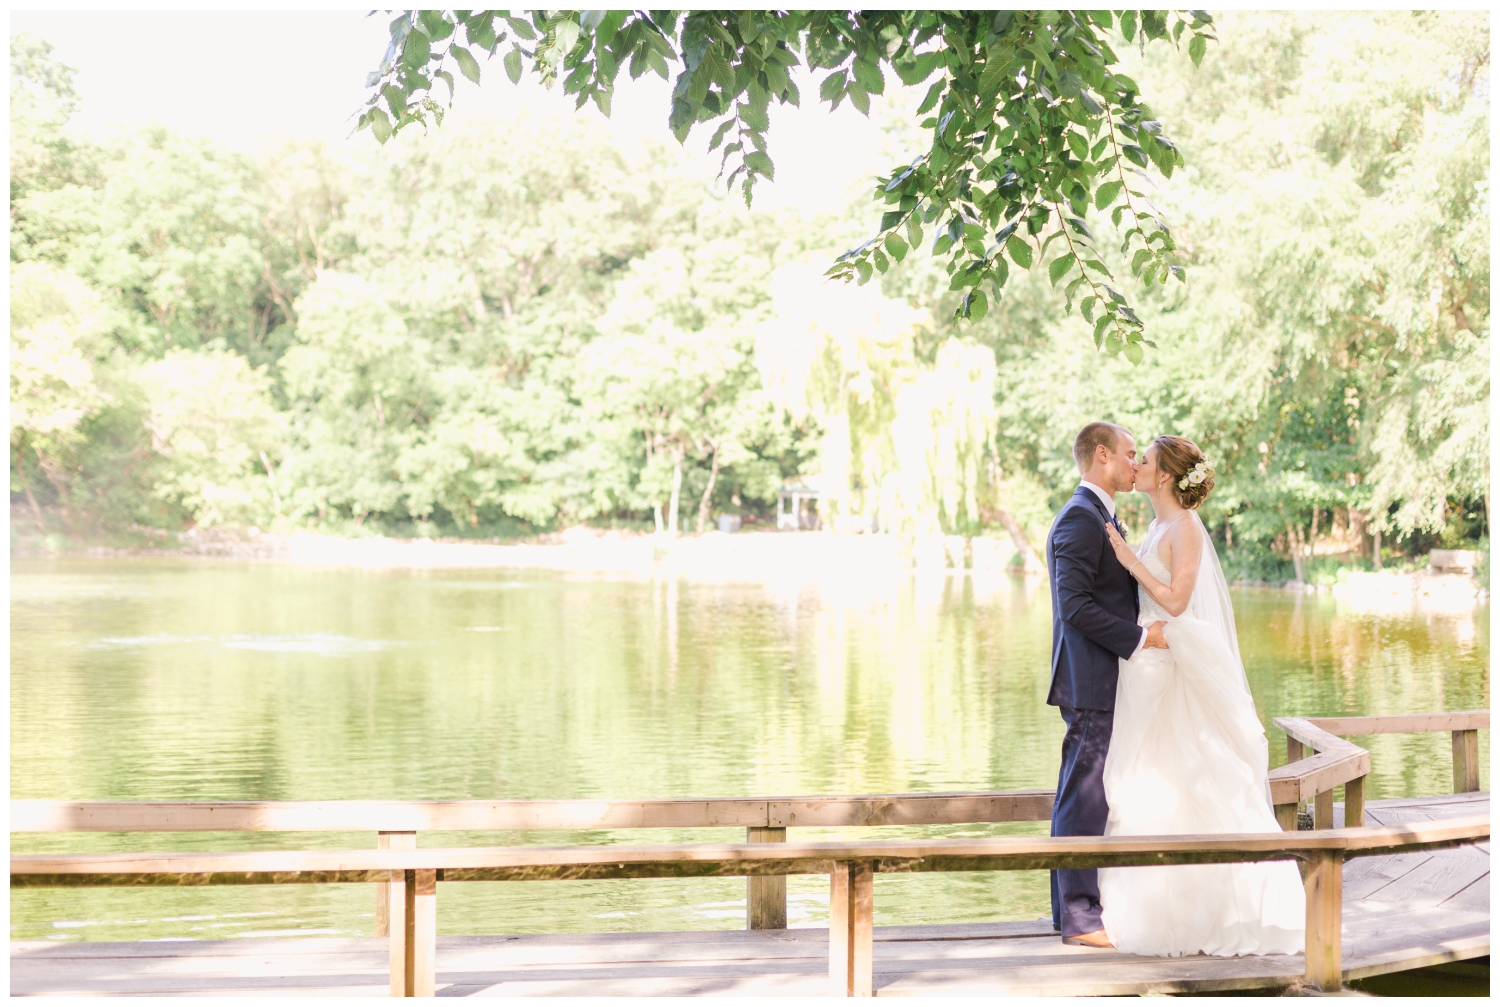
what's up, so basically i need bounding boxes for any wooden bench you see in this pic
[12,815,1488,997]
[1271,711,1488,831]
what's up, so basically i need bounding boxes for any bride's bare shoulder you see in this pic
[1167,514,1204,552]
[1157,513,1201,546]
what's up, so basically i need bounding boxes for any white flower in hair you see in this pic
[1177,460,1214,490]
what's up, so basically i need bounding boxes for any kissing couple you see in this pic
[1045,422,1305,956]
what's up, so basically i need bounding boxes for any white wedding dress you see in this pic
[1099,513,1305,957]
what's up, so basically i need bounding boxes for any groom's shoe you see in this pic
[1061,929,1114,948]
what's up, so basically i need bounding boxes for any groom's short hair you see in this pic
[1073,422,1130,472]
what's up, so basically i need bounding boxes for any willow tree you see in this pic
[360,10,1215,359]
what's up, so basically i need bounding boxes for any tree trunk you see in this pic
[1224,518,1233,550]
[1287,521,1306,583]
[667,451,683,537]
[653,503,664,535]
[696,445,720,535]
[36,456,74,531]
[23,484,42,523]
[994,508,1044,573]
[1372,525,1382,571]
[259,450,282,515]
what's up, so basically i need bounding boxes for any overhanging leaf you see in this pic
[1049,252,1076,286]
[743,150,775,179]
[451,44,482,84]
[1006,235,1033,269]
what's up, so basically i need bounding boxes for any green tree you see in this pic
[9,35,91,224]
[573,209,802,534]
[980,11,1489,575]
[17,132,279,356]
[10,15,1485,572]
[270,116,736,534]
[756,262,921,531]
[361,10,1216,354]
[8,262,168,535]
[10,263,112,522]
[138,348,285,527]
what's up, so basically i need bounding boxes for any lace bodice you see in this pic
[1134,522,1174,625]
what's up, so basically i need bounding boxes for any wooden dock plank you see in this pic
[1362,847,1490,908]
[1373,793,1489,810]
[12,907,1487,999]
[1341,901,1488,941]
[11,931,1303,998]
[1341,850,1430,900]
[1439,876,1490,913]
[873,954,1302,997]
[1368,798,1494,816]
[1341,920,1492,981]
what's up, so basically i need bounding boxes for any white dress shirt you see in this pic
[1080,480,1116,516]
[1079,480,1149,657]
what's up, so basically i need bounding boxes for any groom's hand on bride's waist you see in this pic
[1144,621,1169,650]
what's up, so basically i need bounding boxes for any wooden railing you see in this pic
[1307,711,1488,795]
[1271,711,1489,832]
[11,790,1055,935]
[14,710,1486,996]
[12,816,1488,996]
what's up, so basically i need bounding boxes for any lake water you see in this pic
[10,559,1489,943]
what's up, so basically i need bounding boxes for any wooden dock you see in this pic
[12,792,1487,997]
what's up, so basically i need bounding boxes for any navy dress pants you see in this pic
[1049,705,1114,935]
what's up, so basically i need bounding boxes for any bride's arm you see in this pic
[1105,520,1202,617]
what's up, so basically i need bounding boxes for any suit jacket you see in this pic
[1045,486,1142,711]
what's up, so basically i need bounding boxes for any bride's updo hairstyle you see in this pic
[1152,435,1214,509]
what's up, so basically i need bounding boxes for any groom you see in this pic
[1044,421,1168,947]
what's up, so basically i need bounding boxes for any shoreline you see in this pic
[12,527,1488,611]
[20,527,997,587]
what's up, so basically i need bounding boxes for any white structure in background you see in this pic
[1429,550,1480,575]
[777,480,826,531]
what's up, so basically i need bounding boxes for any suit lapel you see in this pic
[1074,486,1113,528]
[1075,486,1132,550]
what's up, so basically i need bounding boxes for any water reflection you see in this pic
[10,560,1487,941]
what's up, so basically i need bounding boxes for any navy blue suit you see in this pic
[1044,486,1142,935]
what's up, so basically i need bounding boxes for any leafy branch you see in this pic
[822,10,1215,359]
[359,10,1217,357]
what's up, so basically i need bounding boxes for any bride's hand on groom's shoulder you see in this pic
[1104,522,1137,572]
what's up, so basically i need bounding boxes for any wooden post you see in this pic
[828,861,874,997]
[746,826,787,930]
[1303,849,1343,992]
[1275,802,1299,832]
[1453,729,1480,793]
[1343,777,1365,828]
[376,831,416,938]
[388,865,408,996]
[395,868,437,997]
[1286,737,1307,819]
[1313,789,1334,831]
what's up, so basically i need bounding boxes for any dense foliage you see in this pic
[362,9,1215,357]
[9,13,1490,580]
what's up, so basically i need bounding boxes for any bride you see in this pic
[1099,435,1304,957]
